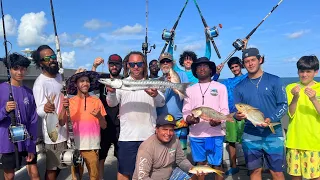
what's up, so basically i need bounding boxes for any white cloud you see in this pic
[17,11,54,47]
[286,30,310,39]
[84,19,112,30]
[72,37,93,47]
[99,33,144,41]
[181,41,204,51]
[112,23,143,35]
[0,14,17,36]
[61,51,76,68]
[284,57,298,62]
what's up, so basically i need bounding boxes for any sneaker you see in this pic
[225,167,240,176]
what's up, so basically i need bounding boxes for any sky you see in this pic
[0,0,319,78]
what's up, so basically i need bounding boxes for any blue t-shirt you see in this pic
[156,71,189,120]
[233,72,288,137]
[222,74,248,113]
[168,41,217,86]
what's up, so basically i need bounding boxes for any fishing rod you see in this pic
[142,0,155,60]
[222,0,284,65]
[49,0,83,168]
[1,0,31,170]
[160,0,189,55]
[193,0,221,59]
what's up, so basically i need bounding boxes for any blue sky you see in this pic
[0,0,319,78]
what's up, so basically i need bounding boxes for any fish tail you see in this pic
[173,89,186,100]
[226,113,236,122]
[269,124,276,134]
[175,83,190,97]
[215,170,224,177]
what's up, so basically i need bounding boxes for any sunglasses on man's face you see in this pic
[42,54,57,62]
[160,59,172,64]
[128,62,144,68]
[109,62,122,67]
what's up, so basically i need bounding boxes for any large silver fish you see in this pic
[235,103,281,134]
[98,78,189,99]
[191,106,234,122]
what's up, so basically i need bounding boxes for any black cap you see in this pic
[242,48,261,59]
[156,114,176,126]
[191,57,216,78]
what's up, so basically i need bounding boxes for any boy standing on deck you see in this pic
[285,55,320,180]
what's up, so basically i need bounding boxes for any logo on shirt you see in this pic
[23,97,29,105]
[169,148,176,157]
[210,88,218,96]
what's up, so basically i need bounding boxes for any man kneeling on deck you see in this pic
[133,113,202,180]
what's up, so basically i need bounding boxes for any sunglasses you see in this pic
[128,62,144,68]
[42,54,57,62]
[109,62,122,67]
[160,59,172,64]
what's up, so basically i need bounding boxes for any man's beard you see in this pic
[161,67,170,74]
[42,62,59,75]
[110,69,121,77]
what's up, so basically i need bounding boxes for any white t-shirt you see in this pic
[33,74,68,144]
[106,76,165,141]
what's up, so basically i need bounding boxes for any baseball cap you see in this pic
[108,54,122,64]
[159,52,173,62]
[156,114,176,126]
[242,48,261,59]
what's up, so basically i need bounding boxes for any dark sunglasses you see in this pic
[42,54,57,62]
[128,62,144,68]
[160,59,172,64]
[109,62,122,67]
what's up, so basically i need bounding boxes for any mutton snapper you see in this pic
[160,68,187,100]
[191,107,235,122]
[235,103,281,134]
[98,78,189,99]
[188,165,224,177]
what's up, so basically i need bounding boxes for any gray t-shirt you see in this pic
[132,134,193,180]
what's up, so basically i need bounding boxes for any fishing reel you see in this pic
[232,39,245,51]
[60,149,83,167]
[162,29,175,41]
[8,124,30,143]
[205,26,220,39]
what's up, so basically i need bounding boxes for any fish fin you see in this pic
[251,121,258,127]
[213,169,224,177]
[271,122,281,127]
[269,124,276,134]
[175,83,190,98]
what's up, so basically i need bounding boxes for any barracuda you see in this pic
[98,78,189,99]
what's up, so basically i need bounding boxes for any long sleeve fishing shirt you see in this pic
[132,134,193,180]
[0,83,38,154]
[106,76,165,141]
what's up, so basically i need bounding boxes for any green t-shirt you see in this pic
[286,81,320,151]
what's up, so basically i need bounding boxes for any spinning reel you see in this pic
[162,29,175,42]
[205,26,220,39]
[8,124,30,143]
[60,149,83,167]
[232,39,245,50]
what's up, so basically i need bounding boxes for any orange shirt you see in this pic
[69,95,106,150]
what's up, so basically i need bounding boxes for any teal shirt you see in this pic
[168,41,212,86]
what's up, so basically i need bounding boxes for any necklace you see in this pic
[199,81,211,105]
[249,72,264,88]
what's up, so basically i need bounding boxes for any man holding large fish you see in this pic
[32,45,68,180]
[183,57,229,180]
[234,48,288,180]
[105,51,165,180]
[156,52,190,154]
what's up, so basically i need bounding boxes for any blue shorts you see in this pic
[189,136,224,166]
[242,132,285,172]
[118,141,143,176]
